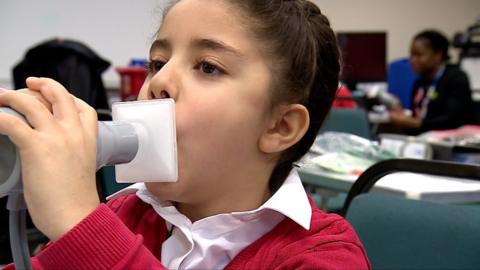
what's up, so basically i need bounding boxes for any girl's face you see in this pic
[138,0,276,206]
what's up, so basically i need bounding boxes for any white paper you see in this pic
[461,57,480,91]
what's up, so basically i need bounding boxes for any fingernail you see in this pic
[26,76,41,82]
[0,87,8,93]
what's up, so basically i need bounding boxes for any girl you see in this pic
[0,0,370,269]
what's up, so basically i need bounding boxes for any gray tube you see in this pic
[1,107,140,196]
[8,193,32,270]
[96,121,139,169]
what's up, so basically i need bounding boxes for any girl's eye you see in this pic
[201,62,217,74]
[146,60,165,74]
[196,61,224,76]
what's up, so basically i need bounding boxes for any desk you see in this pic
[299,166,480,205]
[299,167,357,193]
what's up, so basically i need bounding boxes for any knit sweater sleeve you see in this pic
[225,206,370,270]
[272,240,370,270]
[31,204,166,270]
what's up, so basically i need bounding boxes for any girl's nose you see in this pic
[145,62,179,101]
[149,89,171,99]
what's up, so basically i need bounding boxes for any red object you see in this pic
[116,67,148,101]
[16,195,370,269]
[333,85,358,109]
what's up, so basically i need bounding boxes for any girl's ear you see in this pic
[258,104,309,154]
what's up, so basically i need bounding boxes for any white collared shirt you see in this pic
[108,169,311,270]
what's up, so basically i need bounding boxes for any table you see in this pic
[298,166,480,207]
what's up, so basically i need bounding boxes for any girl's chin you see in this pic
[145,181,178,196]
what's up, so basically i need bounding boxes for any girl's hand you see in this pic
[16,88,53,112]
[0,77,100,240]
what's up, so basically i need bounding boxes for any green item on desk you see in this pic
[346,147,396,162]
[300,132,398,175]
[310,152,375,175]
[310,132,396,161]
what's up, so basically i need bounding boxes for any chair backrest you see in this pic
[346,193,480,269]
[13,38,111,112]
[341,158,480,215]
[320,108,371,140]
[342,158,480,269]
[387,58,418,109]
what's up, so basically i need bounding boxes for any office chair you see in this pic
[319,108,372,140]
[12,38,111,115]
[387,58,418,109]
[341,158,480,269]
[341,158,480,214]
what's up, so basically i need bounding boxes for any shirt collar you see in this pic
[107,169,311,230]
[254,169,311,229]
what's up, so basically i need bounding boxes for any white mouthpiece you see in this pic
[112,99,178,183]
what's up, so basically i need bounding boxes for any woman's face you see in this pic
[409,38,443,76]
[138,0,275,204]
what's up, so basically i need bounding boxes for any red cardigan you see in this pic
[6,194,370,269]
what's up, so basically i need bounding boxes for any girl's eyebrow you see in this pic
[149,38,245,59]
[150,39,171,54]
[191,38,245,58]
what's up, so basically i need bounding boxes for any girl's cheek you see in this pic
[174,110,187,138]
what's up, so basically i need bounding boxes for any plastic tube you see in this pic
[7,193,32,270]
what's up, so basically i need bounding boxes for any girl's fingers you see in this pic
[26,77,81,126]
[0,112,35,148]
[16,88,53,112]
[0,91,57,131]
[73,97,98,140]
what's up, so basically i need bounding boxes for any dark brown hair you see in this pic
[225,0,340,191]
[163,0,340,191]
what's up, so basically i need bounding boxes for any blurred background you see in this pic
[1,0,479,92]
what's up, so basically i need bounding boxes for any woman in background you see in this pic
[389,30,473,134]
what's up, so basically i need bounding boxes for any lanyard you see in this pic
[416,65,445,120]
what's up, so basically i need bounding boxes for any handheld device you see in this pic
[0,99,177,269]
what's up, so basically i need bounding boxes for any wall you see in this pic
[1,0,479,89]
[314,0,480,63]
[0,0,165,89]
